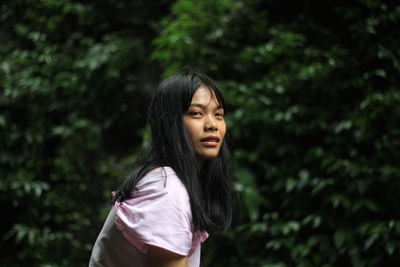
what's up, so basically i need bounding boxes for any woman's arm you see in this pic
[148,246,188,267]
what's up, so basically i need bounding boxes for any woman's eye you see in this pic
[216,113,224,118]
[189,111,202,116]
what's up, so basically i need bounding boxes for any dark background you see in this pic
[1,0,399,266]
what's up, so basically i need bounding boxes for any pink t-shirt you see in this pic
[89,167,208,267]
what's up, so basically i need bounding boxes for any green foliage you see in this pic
[1,0,168,266]
[1,0,400,266]
[154,0,400,266]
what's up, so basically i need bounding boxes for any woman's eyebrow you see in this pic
[189,103,224,110]
[189,103,205,108]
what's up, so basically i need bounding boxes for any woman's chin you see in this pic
[197,151,220,161]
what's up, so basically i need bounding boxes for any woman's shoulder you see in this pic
[134,166,186,197]
[143,166,177,177]
[137,166,177,184]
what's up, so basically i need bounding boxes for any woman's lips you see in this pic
[200,136,220,147]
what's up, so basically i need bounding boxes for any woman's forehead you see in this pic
[191,86,222,107]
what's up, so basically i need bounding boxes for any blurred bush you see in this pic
[1,0,400,266]
[0,0,169,266]
[153,0,400,266]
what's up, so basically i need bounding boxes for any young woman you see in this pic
[89,69,233,267]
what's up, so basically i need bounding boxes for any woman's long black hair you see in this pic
[112,69,232,234]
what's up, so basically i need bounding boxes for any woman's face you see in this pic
[183,86,226,162]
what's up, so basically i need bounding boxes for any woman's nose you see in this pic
[204,115,217,131]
